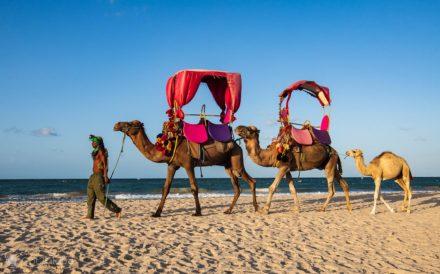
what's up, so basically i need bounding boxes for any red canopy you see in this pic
[166,70,242,123]
[279,80,331,107]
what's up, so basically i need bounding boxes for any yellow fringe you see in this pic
[168,135,179,164]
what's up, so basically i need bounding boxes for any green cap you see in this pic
[89,135,103,144]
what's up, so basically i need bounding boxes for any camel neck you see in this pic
[244,138,273,167]
[129,128,166,163]
[354,155,371,176]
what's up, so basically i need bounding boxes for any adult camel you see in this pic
[235,125,352,214]
[113,120,258,217]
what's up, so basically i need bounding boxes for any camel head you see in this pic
[345,149,363,158]
[235,125,260,141]
[113,120,144,136]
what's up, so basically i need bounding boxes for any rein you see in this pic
[234,137,243,145]
[104,133,126,216]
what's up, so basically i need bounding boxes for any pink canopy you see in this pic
[279,80,331,107]
[166,70,242,123]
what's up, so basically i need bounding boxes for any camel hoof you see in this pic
[406,209,411,214]
[223,209,232,215]
[370,210,376,215]
[319,207,326,212]
[258,207,269,215]
[390,209,395,213]
[192,212,202,217]
[291,207,300,213]
[254,206,260,212]
[151,213,161,218]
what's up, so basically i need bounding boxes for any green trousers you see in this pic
[87,173,121,219]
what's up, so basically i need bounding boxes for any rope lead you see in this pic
[104,133,126,217]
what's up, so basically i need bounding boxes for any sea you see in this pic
[0,177,439,203]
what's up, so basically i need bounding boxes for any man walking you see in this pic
[84,135,122,219]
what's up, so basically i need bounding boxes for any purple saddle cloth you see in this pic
[311,127,331,145]
[207,122,232,142]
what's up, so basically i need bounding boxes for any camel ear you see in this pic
[131,120,144,127]
[248,125,259,133]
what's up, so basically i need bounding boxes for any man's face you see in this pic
[92,142,98,148]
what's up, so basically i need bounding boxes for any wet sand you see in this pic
[1,192,439,273]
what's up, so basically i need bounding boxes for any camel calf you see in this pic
[345,149,413,214]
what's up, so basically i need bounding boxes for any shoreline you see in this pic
[1,189,439,203]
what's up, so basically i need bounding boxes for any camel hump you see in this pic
[370,151,398,164]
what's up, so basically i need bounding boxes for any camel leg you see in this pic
[321,165,337,212]
[241,171,259,212]
[286,172,300,212]
[229,144,258,212]
[224,168,241,214]
[185,166,202,216]
[260,166,289,215]
[371,178,382,215]
[321,177,335,212]
[404,177,412,213]
[337,174,352,212]
[380,193,394,213]
[152,165,178,217]
[395,179,408,211]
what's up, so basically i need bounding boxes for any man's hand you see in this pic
[104,176,110,184]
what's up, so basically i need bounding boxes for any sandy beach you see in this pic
[1,192,439,273]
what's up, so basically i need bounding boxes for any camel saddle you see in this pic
[291,126,313,145]
[183,122,208,144]
[183,119,234,162]
[207,121,232,142]
[310,127,331,145]
[290,125,331,146]
[183,120,232,144]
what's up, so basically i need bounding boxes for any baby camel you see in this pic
[345,149,413,214]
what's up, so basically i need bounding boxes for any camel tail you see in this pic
[241,169,256,184]
[402,159,413,180]
[337,155,343,175]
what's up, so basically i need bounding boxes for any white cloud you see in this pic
[32,127,59,137]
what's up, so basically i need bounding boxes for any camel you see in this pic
[345,149,413,214]
[235,125,352,214]
[113,120,258,217]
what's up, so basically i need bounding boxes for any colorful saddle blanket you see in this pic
[291,127,313,145]
[207,122,232,142]
[183,122,208,144]
[311,127,331,145]
[290,126,332,145]
[183,121,232,144]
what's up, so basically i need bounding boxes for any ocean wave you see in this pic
[256,188,269,193]
[0,189,438,203]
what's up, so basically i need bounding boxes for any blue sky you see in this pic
[1,0,439,179]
